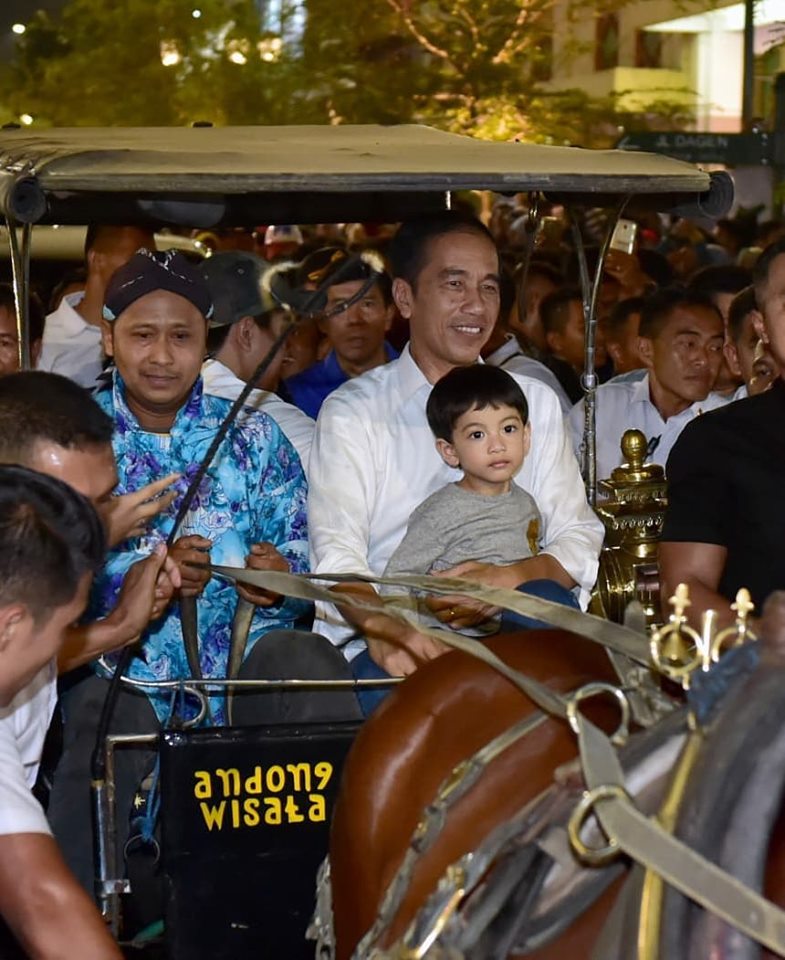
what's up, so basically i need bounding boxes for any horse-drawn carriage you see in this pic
[0,123,761,959]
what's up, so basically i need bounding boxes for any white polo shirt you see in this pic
[308,345,604,657]
[566,372,731,482]
[0,662,57,836]
[38,292,104,389]
[201,358,315,469]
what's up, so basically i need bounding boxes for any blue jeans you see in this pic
[351,579,581,716]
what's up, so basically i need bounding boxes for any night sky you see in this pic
[0,0,68,63]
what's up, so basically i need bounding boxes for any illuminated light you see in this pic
[19,114,33,126]
[160,40,181,66]
[228,50,247,64]
[11,23,26,35]
[192,8,202,17]
[257,37,283,62]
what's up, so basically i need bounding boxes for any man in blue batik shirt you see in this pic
[49,249,359,897]
[92,248,313,724]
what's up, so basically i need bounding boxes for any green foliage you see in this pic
[0,0,693,144]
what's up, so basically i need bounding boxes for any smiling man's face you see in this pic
[394,230,500,383]
[102,289,207,431]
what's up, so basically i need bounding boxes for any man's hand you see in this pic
[100,473,180,547]
[367,626,449,676]
[427,560,511,628]
[170,535,212,597]
[237,542,290,606]
[603,250,649,298]
[115,543,182,636]
[330,581,450,676]
[57,544,183,671]
[427,556,576,628]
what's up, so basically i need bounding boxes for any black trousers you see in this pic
[47,630,361,899]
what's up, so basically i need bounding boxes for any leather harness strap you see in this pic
[210,564,785,958]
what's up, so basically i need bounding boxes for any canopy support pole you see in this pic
[6,218,33,370]
[569,199,630,505]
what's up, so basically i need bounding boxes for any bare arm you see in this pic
[658,541,732,630]
[332,582,448,677]
[58,545,181,673]
[0,833,121,959]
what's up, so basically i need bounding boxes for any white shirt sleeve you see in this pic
[308,390,378,580]
[0,721,51,836]
[566,396,585,463]
[513,377,604,607]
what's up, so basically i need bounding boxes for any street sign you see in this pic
[616,130,773,166]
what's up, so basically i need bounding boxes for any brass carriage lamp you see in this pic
[591,429,668,626]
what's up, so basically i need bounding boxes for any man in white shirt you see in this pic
[482,270,572,414]
[567,287,728,481]
[0,464,123,959]
[308,212,603,676]
[0,372,180,956]
[198,251,314,466]
[38,225,154,388]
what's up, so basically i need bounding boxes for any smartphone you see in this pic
[609,218,638,255]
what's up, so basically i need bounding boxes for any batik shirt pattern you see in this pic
[91,374,310,724]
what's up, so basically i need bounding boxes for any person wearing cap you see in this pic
[198,251,315,466]
[87,248,326,723]
[284,247,399,419]
[46,249,359,909]
[263,224,303,262]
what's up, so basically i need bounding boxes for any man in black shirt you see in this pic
[659,236,785,628]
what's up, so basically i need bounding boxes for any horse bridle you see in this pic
[210,564,785,960]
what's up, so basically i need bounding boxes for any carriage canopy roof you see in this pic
[0,124,730,226]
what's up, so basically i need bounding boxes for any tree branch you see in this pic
[491,0,549,65]
[384,0,452,61]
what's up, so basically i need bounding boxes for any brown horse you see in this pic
[328,629,625,958]
[327,620,785,959]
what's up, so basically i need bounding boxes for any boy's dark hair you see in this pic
[605,296,645,343]
[0,371,113,464]
[388,211,497,289]
[539,286,582,337]
[727,286,758,343]
[0,283,45,343]
[0,464,105,624]
[753,235,785,302]
[426,364,528,442]
[638,286,721,340]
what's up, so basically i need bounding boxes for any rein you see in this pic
[211,564,785,959]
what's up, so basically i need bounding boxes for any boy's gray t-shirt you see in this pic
[384,481,542,576]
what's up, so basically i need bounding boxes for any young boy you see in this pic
[385,364,542,584]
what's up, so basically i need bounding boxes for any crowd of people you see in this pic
[1,199,784,956]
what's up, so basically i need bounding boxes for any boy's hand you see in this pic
[237,542,289,606]
[100,473,180,546]
[170,535,212,597]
